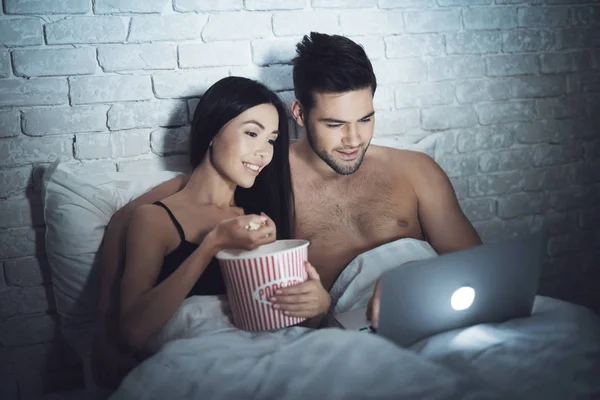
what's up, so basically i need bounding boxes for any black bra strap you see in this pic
[153,201,186,242]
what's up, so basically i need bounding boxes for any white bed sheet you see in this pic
[110,239,600,400]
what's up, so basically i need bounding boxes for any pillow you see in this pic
[42,160,181,358]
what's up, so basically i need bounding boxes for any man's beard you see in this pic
[305,125,369,176]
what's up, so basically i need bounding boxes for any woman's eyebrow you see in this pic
[242,120,265,130]
[243,120,279,134]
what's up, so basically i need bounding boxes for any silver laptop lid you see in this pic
[378,232,545,348]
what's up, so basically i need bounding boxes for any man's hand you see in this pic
[366,279,382,329]
[270,261,330,318]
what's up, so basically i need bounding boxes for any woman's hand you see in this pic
[207,212,277,253]
[270,261,331,319]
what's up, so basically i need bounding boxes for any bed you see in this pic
[42,156,600,400]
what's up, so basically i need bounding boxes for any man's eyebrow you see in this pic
[359,111,376,120]
[318,111,376,124]
[318,117,347,124]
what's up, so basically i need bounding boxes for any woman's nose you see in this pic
[255,143,270,158]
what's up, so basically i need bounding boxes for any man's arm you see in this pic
[368,152,482,329]
[411,153,482,254]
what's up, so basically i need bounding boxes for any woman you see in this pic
[117,76,297,355]
[92,77,331,389]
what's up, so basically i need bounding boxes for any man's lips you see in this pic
[336,149,360,160]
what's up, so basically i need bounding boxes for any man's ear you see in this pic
[291,99,305,127]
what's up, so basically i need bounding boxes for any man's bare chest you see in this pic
[294,184,421,246]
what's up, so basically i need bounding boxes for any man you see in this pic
[284,33,481,322]
[92,32,481,388]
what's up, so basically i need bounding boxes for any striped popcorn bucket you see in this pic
[216,240,310,331]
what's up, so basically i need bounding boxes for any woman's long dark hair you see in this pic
[189,76,294,240]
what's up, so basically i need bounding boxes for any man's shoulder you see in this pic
[367,145,450,192]
[368,144,437,172]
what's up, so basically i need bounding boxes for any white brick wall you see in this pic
[173,0,243,12]
[45,17,129,44]
[98,44,177,72]
[252,37,300,65]
[245,0,305,10]
[22,106,109,136]
[340,10,404,35]
[447,31,503,54]
[129,14,207,42]
[108,100,187,130]
[405,9,461,33]
[12,48,97,78]
[485,54,539,77]
[1,1,599,396]
[0,79,69,107]
[274,11,340,36]
[385,34,444,58]
[0,51,10,79]
[69,75,154,104]
[4,0,89,15]
[205,13,272,40]
[179,41,251,68]
[0,111,21,138]
[0,18,44,46]
[152,67,230,98]
[94,0,170,14]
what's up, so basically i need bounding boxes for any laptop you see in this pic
[333,232,546,347]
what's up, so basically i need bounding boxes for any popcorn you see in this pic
[245,220,265,231]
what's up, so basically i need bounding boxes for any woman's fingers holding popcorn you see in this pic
[247,226,276,248]
[211,214,276,251]
[239,214,276,248]
[238,214,268,231]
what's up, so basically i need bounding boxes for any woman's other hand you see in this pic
[270,261,331,319]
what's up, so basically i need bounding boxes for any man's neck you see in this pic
[292,137,350,181]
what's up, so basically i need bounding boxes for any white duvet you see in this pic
[110,239,600,400]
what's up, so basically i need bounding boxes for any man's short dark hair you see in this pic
[292,32,377,115]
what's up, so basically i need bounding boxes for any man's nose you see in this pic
[342,123,361,147]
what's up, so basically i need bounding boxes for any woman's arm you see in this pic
[92,174,188,390]
[119,205,220,353]
[95,174,191,334]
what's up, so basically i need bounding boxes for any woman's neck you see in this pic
[179,158,236,208]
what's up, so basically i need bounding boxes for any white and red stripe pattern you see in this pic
[216,240,310,331]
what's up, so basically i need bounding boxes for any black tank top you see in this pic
[153,201,226,297]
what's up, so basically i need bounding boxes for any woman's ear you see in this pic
[291,100,305,127]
